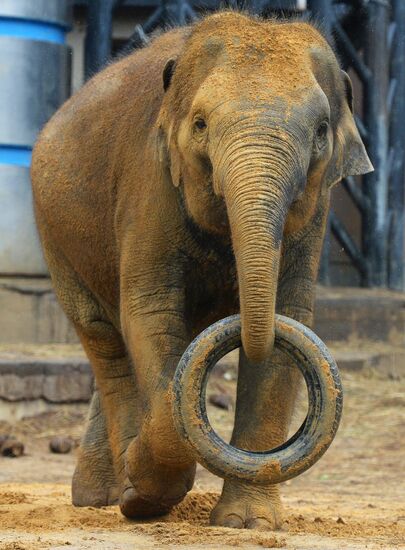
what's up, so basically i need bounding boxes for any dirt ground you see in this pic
[0,363,404,550]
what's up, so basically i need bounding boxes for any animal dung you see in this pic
[0,435,24,458]
[49,436,73,454]
[336,516,346,525]
[208,393,233,410]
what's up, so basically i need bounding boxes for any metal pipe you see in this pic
[330,211,368,279]
[341,176,368,213]
[307,0,333,37]
[362,0,390,287]
[388,0,405,290]
[334,20,372,84]
[84,0,116,79]
[354,115,368,143]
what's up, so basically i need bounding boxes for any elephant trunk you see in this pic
[219,131,300,363]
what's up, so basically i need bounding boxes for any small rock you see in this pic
[314,516,323,523]
[336,516,346,524]
[208,393,233,410]
[388,372,401,381]
[49,436,73,454]
[1,438,24,457]
[213,382,227,394]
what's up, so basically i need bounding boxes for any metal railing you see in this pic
[309,0,405,289]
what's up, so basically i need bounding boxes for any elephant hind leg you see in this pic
[42,235,194,518]
[70,317,141,510]
[72,389,119,507]
[40,235,141,509]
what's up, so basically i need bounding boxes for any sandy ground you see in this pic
[0,365,404,549]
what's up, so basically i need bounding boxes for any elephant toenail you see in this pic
[246,517,273,531]
[223,514,244,529]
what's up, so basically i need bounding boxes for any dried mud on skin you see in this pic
[1,369,405,549]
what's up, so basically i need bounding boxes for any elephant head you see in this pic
[158,12,372,363]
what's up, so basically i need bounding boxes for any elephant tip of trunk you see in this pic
[241,328,275,365]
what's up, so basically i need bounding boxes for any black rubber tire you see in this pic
[172,314,343,485]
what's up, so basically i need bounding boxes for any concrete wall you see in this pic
[0,278,77,344]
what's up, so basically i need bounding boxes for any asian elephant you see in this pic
[31,11,372,530]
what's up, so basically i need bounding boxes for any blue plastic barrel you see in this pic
[0,0,72,275]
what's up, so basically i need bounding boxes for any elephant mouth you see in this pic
[176,180,232,250]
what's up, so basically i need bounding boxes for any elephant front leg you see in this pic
[120,302,196,518]
[211,349,300,530]
[211,202,328,530]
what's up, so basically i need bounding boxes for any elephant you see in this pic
[31,11,372,530]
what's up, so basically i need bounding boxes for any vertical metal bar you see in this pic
[362,0,390,287]
[163,0,196,27]
[84,0,115,80]
[388,0,405,290]
[167,0,187,26]
[307,0,333,37]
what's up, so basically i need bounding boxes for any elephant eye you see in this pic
[194,118,207,131]
[316,121,329,142]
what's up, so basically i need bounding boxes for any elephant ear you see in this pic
[163,58,177,91]
[157,126,181,188]
[326,71,373,186]
[157,57,182,186]
[340,71,373,177]
[340,71,374,182]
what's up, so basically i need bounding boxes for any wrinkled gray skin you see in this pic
[31,12,372,530]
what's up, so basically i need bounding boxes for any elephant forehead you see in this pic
[190,26,327,98]
[194,12,326,49]
[195,17,326,64]
[191,70,320,118]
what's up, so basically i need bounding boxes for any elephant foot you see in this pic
[122,436,196,518]
[119,482,173,518]
[210,480,284,530]
[72,464,119,507]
